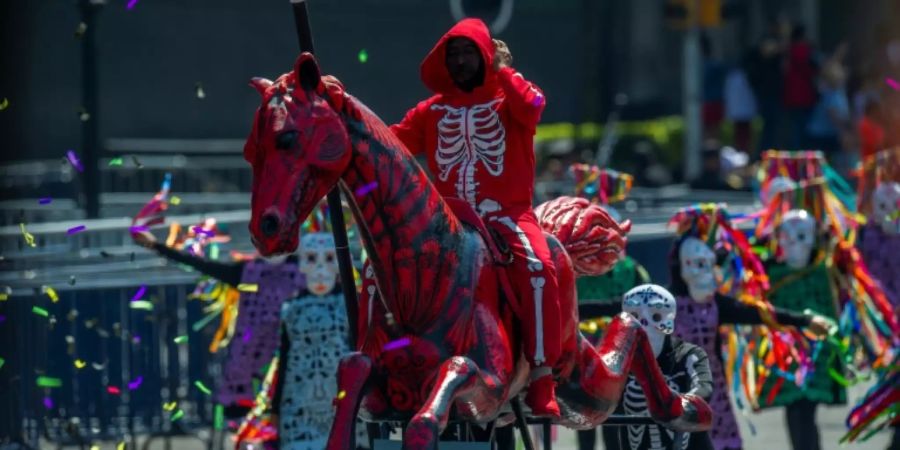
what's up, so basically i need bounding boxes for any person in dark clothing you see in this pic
[783,24,819,148]
[748,17,789,153]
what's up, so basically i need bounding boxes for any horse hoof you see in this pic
[403,413,439,450]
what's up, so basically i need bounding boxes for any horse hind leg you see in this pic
[584,313,712,432]
[403,356,504,450]
[326,352,374,450]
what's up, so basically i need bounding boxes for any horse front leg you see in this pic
[326,352,374,450]
[403,356,503,450]
[584,313,712,432]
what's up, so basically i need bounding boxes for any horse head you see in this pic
[244,52,352,256]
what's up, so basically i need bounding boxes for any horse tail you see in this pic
[534,196,631,277]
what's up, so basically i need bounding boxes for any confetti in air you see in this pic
[19,223,36,248]
[67,225,87,235]
[170,409,185,422]
[42,286,59,303]
[131,285,146,301]
[163,401,178,411]
[0,98,9,111]
[169,196,181,205]
[0,358,4,370]
[78,108,90,122]
[195,82,206,99]
[214,404,224,430]
[74,22,87,38]
[887,77,900,91]
[126,0,138,10]
[173,335,188,344]
[38,197,52,205]
[358,49,368,64]
[194,380,212,395]
[117,442,126,450]
[74,359,87,369]
[36,376,62,388]
[108,157,124,166]
[354,181,378,197]
[43,397,54,410]
[128,376,143,390]
[237,283,258,292]
[107,386,121,395]
[130,301,153,311]
[337,390,347,400]
[32,306,49,318]
[383,337,412,351]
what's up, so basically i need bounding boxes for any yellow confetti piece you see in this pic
[0,293,7,301]
[237,283,258,292]
[42,286,59,303]
[20,223,36,248]
[90,446,99,450]
[0,98,9,111]
[117,441,126,450]
[74,359,87,369]
[169,196,181,205]
[163,401,178,411]
[337,390,347,400]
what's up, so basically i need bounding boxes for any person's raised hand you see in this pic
[493,39,513,72]
[806,314,835,338]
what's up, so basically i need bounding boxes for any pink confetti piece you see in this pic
[67,225,86,235]
[127,376,143,390]
[887,77,900,91]
[107,386,121,395]
[383,337,411,351]
[43,397,53,410]
[131,285,146,301]
[354,181,379,197]
[126,0,138,9]
[129,225,149,233]
[38,198,52,205]
[66,150,84,172]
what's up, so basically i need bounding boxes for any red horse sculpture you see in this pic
[243,53,712,450]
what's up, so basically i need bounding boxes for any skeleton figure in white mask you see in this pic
[270,232,358,450]
[612,284,714,450]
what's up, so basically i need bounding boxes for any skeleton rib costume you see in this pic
[390,18,560,371]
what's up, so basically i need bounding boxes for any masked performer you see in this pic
[750,174,899,450]
[389,18,560,416]
[568,164,650,450]
[607,284,714,450]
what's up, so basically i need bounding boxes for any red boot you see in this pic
[526,374,561,418]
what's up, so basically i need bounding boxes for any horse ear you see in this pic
[295,52,322,92]
[249,77,273,95]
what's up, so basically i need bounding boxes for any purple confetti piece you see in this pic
[354,181,379,197]
[66,150,84,172]
[127,376,143,390]
[43,396,53,410]
[383,337,411,351]
[126,0,138,9]
[0,315,5,323]
[38,198,52,205]
[131,285,146,301]
[132,335,141,344]
[191,226,215,237]
[531,94,544,107]
[242,328,252,343]
[887,77,900,91]
[67,225,86,235]
[129,225,149,233]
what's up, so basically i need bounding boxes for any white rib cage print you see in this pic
[430,99,506,208]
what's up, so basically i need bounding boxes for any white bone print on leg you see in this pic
[431,99,506,209]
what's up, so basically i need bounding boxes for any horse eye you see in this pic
[276,130,298,150]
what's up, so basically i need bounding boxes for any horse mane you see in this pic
[535,196,631,276]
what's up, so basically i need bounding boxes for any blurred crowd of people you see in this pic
[705,16,900,179]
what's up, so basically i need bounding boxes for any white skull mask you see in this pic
[871,182,900,235]
[777,209,816,269]
[299,232,338,296]
[761,176,796,204]
[623,284,676,357]
[679,237,717,302]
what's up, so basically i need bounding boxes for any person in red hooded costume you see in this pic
[390,18,561,417]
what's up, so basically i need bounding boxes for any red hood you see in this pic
[420,18,495,95]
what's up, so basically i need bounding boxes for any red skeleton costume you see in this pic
[390,18,561,413]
